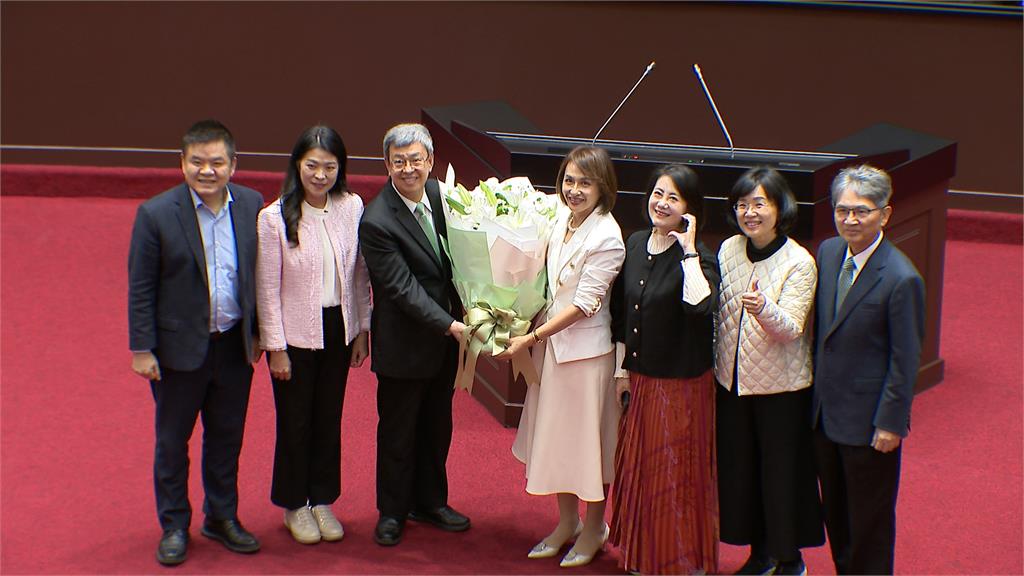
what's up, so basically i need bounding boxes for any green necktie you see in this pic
[835,256,856,315]
[414,202,440,259]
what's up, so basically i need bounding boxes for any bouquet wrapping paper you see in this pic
[438,164,559,392]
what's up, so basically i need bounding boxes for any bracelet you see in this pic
[682,252,700,260]
[533,330,545,343]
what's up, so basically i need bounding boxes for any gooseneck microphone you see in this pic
[591,61,656,145]
[692,64,735,159]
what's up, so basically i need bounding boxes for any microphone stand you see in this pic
[592,61,656,145]
[692,64,735,159]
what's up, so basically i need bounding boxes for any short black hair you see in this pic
[645,164,703,230]
[181,119,235,158]
[725,166,798,236]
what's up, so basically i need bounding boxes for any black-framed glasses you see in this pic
[834,205,885,220]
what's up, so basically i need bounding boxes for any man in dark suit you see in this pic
[358,123,470,546]
[128,120,263,566]
[812,165,926,575]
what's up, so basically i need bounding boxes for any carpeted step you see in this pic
[0,163,388,204]
[946,208,1023,245]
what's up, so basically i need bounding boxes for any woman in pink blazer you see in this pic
[256,126,371,545]
[500,146,625,568]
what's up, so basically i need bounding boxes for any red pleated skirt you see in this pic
[610,370,719,575]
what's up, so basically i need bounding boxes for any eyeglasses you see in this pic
[390,156,427,170]
[734,201,768,213]
[834,205,885,220]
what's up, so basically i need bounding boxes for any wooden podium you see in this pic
[423,101,955,427]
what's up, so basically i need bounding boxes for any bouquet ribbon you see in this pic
[454,303,541,393]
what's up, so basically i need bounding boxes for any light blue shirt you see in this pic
[190,188,241,333]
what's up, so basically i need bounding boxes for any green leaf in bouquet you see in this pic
[444,194,470,215]
[456,183,473,207]
[479,180,498,206]
[495,196,510,216]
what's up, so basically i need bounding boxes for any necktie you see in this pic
[414,202,440,259]
[835,256,856,314]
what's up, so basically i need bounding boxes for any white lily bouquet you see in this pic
[438,164,560,392]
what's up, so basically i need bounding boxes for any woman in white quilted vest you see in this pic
[714,167,824,576]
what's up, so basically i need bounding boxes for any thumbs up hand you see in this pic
[741,278,766,315]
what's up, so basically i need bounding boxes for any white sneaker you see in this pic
[284,506,321,544]
[310,505,345,542]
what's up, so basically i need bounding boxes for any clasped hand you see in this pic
[871,428,902,453]
[132,351,161,381]
[494,334,532,360]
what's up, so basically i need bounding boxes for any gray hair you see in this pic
[382,123,434,158]
[830,164,892,207]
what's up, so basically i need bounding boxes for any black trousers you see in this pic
[151,325,253,530]
[813,425,902,575]
[375,339,458,518]
[270,306,353,510]
[716,384,824,561]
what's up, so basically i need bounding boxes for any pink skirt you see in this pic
[610,370,719,574]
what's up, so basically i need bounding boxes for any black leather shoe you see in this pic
[408,506,470,532]
[201,518,260,554]
[374,516,404,546]
[774,558,806,576]
[156,528,188,566]
[734,553,777,575]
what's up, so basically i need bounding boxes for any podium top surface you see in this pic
[489,131,856,174]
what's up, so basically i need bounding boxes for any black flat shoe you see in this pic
[156,528,188,566]
[374,516,404,546]
[201,518,260,554]
[408,506,470,532]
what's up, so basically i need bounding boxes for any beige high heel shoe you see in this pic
[527,519,584,559]
[559,523,609,568]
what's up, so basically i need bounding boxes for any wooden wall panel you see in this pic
[2,2,1020,196]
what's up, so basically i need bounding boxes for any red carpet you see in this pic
[1,185,1021,573]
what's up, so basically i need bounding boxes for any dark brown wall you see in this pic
[2,2,1021,195]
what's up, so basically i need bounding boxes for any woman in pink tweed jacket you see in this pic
[255,126,371,545]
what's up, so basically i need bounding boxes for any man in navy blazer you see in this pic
[812,165,926,575]
[128,120,263,566]
[358,123,470,547]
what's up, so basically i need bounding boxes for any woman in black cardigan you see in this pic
[609,164,721,574]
